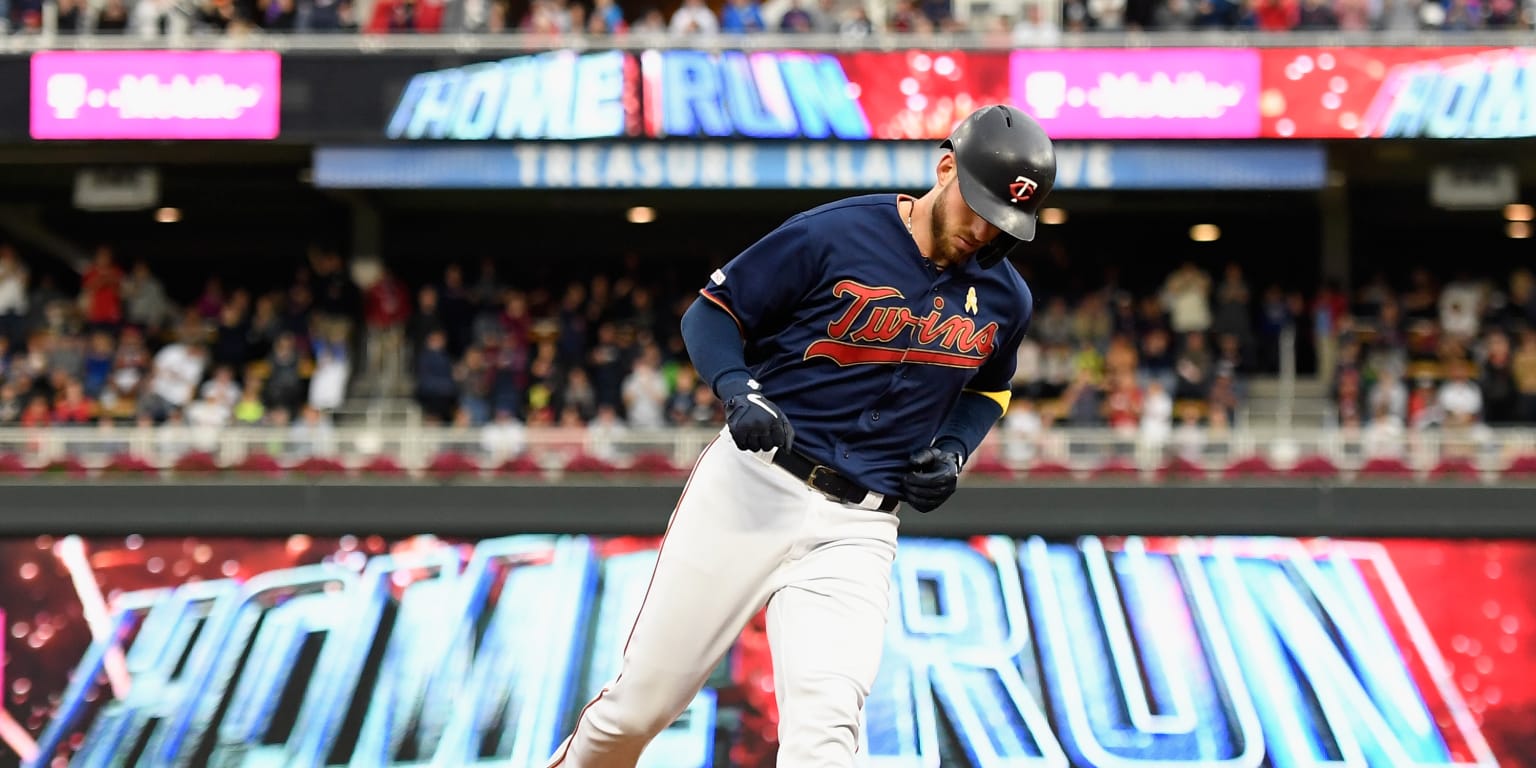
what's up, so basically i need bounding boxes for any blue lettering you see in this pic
[399,70,465,141]
[447,61,507,141]
[870,537,1066,767]
[776,53,871,140]
[1381,67,1437,138]
[660,50,731,138]
[719,52,798,139]
[1025,536,1262,767]
[1201,539,1474,768]
[85,580,246,767]
[571,51,628,139]
[213,566,359,764]
[25,536,1493,767]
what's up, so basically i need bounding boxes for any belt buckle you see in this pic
[806,465,843,501]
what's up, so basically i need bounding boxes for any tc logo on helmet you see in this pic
[1009,176,1038,204]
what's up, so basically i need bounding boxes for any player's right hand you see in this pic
[721,379,795,454]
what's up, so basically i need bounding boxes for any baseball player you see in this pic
[545,104,1057,768]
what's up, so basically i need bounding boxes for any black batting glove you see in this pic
[902,446,964,514]
[720,378,795,454]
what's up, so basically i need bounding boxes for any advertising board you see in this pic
[4,533,1533,767]
[29,51,281,141]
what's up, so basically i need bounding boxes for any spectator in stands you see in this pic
[1211,263,1254,355]
[0,246,26,346]
[1173,332,1211,401]
[53,379,93,425]
[80,331,115,399]
[262,333,309,416]
[1034,297,1073,347]
[211,302,249,371]
[408,285,444,365]
[94,0,130,31]
[122,260,173,337]
[630,6,666,30]
[80,247,124,331]
[1441,0,1480,28]
[1172,401,1205,461]
[290,404,337,457]
[1480,330,1520,425]
[1515,328,1536,423]
[187,387,233,440]
[1252,0,1300,27]
[416,329,458,424]
[1002,399,1043,463]
[438,266,475,357]
[1334,0,1370,25]
[721,0,767,30]
[1162,261,1212,337]
[1103,371,1143,439]
[20,394,51,427]
[1502,269,1536,329]
[587,0,626,31]
[308,332,350,415]
[777,0,814,28]
[1297,0,1339,25]
[586,404,629,461]
[455,346,493,426]
[302,0,357,30]
[1087,0,1126,27]
[233,385,265,425]
[670,0,719,32]
[0,382,19,424]
[364,265,410,383]
[200,365,242,413]
[1140,379,1173,447]
[1438,358,1483,428]
[1363,400,1406,457]
[1073,293,1113,351]
[480,407,527,459]
[840,3,873,33]
[140,341,206,423]
[563,367,598,423]
[621,344,667,429]
[1440,272,1484,342]
[1137,328,1175,392]
[887,0,924,29]
[1367,365,1408,425]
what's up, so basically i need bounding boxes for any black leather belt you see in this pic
[772,448,900,512]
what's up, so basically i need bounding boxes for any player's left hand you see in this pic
[901,447,963,514]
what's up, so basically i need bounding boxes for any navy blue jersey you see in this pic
[700,193,1034,496]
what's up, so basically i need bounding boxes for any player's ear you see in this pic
[935,152,957,185]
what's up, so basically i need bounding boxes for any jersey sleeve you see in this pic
[964,281,1034,398]
[698,215,822,338]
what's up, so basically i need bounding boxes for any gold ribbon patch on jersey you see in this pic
[965,287,978,315]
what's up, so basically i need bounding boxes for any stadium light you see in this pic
[154,207,181,223]
[1189,224,1221,242]
[1508,221,1532,239]
[626,206,657,224]
[1504,203,1534,222]
[1039,207,1067,225]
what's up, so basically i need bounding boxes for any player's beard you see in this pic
[927,182,969,269]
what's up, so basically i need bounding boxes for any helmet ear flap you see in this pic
[975,235,1022,270]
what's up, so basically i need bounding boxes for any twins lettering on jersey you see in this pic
[805,280,998,369]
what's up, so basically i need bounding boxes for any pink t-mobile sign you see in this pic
[31,50,280,140]
[1010,49,1261,139]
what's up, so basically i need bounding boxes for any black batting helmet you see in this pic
[941,104,1057,269]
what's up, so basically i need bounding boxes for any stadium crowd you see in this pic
[2,0,1530,39]
[2,241,1535,461]
[1325,268,1536,434]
